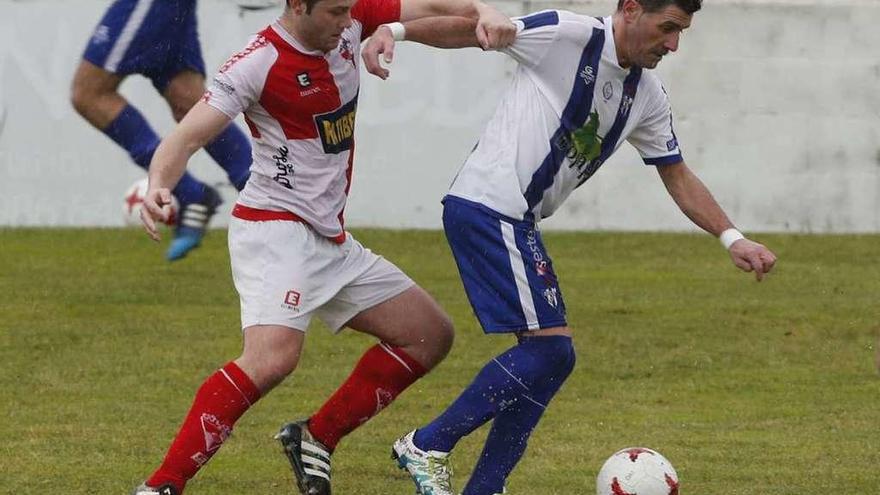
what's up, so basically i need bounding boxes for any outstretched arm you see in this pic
[141,102,232,241]
[362,17,488,79]
[657,161,777,281]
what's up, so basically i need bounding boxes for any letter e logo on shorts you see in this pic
[284,290,301,308]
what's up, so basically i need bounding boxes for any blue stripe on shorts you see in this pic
[442,195,567,334]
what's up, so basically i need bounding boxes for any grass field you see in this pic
[1,228,879,494]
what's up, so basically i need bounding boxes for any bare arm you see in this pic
[657,161,777,281]
[141,101,233,241]
[362,17,487,79]
[657,161,733,236]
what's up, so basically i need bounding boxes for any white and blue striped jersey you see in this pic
[447,11,683,221]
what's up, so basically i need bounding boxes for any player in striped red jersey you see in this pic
[132,0,515,494]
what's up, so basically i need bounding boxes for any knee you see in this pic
[236,350,299,392]
[69,79,93,117]
[420,311,455,367]
[166,90,200,122]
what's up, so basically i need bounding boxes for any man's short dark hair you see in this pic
[617,0,702,15]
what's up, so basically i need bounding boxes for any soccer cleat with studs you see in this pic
[130,482,179,495]
[166,184,222,261]
[276,420,332,495]
[392,430,455,495]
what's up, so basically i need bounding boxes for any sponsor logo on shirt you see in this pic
[666,136,678,151]
[579,66,595,86]
[283,290,301,310]
[272,145,295,190]
[297,72,311,87]
[554,110,604,184]
[212,78,236,96]
[315,96,357,154]
[92,25,110,45]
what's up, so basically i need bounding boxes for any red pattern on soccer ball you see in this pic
[665,473,679,495]
[624,447,653,462]
[611,478,636,495]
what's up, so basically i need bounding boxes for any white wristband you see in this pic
[383,22,406,41]
[719,228,745,250]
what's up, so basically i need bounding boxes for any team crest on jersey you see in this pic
[315,96,357,154]
[603,81,613,101]
[339,37,355,68]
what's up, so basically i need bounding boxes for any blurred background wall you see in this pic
[0,0,877,231]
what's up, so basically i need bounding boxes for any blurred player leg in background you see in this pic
[70,0,252,261]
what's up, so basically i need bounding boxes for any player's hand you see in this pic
[362,25,396,80]
[140,187,175,242]
[474,4,516,50]
[728,238,777,281]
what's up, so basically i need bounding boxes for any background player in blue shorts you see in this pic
[71,0,253,261]
[363,0,778,493]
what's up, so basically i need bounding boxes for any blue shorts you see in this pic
[443,195,567,334]
[82,0,205,92]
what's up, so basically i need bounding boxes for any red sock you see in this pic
[308,343,427,451]
[147,362,261,492]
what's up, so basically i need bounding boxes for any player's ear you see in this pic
[288,0,306,15]
[621,0,644,22]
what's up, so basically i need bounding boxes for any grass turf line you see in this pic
[1,228,878,494]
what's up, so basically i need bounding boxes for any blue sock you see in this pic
[462,399,545,495]
[462,338,575,495]
[414,336,576,456]
[103,105,205,204]
[204,123,251,191]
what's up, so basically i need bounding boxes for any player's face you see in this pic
[295,0,355,52]
[624,3,691,69]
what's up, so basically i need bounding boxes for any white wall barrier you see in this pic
[0,0,877,232]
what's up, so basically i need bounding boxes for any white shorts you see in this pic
[228,217,415,332]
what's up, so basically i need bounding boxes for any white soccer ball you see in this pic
[596,447,679,495]
[122,177,178,227]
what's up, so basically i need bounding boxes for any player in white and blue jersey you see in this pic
[363,0,777,493]
[71,0,253,261]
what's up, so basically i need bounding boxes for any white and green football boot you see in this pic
[392,430,454,495]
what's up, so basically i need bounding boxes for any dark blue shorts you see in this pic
[82,0,206,92]
[443,196,567,334]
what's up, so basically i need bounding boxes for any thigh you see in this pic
[315,234,416,333]
[442,197,567,334]
[228,218,352,333]
[162,70,207,121]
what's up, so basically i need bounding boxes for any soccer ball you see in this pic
[122,177,178,227]
[596,447,679,495]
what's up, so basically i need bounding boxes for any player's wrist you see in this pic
[381,22,406,42]
[719,228,745,250]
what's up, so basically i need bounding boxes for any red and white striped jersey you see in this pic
[204,0,399,241]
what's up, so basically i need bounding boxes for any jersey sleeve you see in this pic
[501,10,560,68]
[204,35,273,119]
[627,84,684,166]
[352,0,401,40]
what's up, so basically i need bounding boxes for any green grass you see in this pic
[1,228,879,494]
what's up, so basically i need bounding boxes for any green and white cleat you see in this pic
[392,430,454,495]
